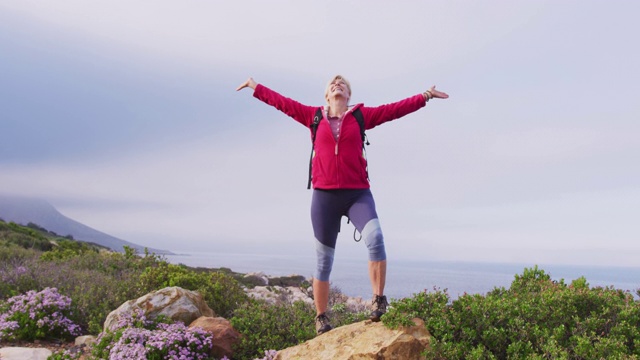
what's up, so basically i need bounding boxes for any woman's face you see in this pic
[326,78,350,102]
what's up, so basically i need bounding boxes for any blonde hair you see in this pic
[324,75,352,104]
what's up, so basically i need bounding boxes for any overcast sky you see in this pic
[1,1,639,268]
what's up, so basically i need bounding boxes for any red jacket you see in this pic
[254,84,426,189]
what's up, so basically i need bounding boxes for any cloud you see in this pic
[1,1,639,268]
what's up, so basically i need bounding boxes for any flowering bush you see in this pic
[91,309,214,360]
[0,287,81,341]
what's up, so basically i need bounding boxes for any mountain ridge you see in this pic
[0,194,172,255]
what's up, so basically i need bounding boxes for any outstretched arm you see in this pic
[235,77,316,127]
[360,85,450,129]
[236,77,258,91]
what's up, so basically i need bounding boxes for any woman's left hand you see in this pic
[427,86,449,99]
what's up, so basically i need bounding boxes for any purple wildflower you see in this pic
[95,312,214,360]
[0,287,81,341]
[253,349,279,360]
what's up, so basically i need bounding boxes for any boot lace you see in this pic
[316,313,330,328]
[372,295,389,312]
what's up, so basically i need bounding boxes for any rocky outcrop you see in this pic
[245,284,369,314]
[246,285,314,305]
[189,316,240,359]
[103,286,214,332]
[274,318,430,360]
[244,271,269,286]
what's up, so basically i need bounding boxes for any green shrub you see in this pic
[0,221,54,251]
[384,266,640,359]
[207,271,250,318]
[325,284,370,327]
[138,262,248,318]
[269,275,309,288]
[330,302,369,326]
[231,299,315,360]
[40,239,99,261]
[382,286,450,329]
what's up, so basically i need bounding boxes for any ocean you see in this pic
[164,251,640,301]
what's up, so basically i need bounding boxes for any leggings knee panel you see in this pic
[363,219,386,261]
[315,241,334,281]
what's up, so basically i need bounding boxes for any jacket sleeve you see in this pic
[253,84,317,128]
[358,94,427,130]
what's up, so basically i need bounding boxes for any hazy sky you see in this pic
[1,1,639,267]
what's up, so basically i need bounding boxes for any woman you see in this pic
[236,75,448,335]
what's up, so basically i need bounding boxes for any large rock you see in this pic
[103,287,214,332]
[275,318,430,360]
[189,316,240,359]
[0,347,52,360]
[75,335,97,346]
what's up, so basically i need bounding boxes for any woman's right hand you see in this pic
[236,77,257,91]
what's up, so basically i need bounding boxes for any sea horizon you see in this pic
[164,251,640,300]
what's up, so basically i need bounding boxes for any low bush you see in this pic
[269,275,309,288]
[231,299,316,360]
[325,284,370,326]
[384,266,640,359]
[0,246,40,299]
[39,238,100,261]
[29,249,156,334]
[0,221,54,251]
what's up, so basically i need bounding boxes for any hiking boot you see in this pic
[315,313,332,335]
[370,294,389,322]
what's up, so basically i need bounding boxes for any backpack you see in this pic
[307,107,370,189]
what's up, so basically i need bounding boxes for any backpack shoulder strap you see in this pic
[351,108,369,145]
[310,108,323,141]
[307,108,323,189]
[351,107,370,181]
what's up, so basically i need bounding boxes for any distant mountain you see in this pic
[0,195,172,255]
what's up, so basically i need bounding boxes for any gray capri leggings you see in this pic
[311,189,386,281]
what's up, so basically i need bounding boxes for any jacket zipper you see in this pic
[335,129,340,185]
[327,106,351,185]
[334,111,345,184]
[334,109,349,155]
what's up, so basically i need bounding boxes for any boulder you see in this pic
[0,347,52,360]
[103,286,214,332]
[274,318,430,360]
[75,335,97,346]
[189,316,240,359]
